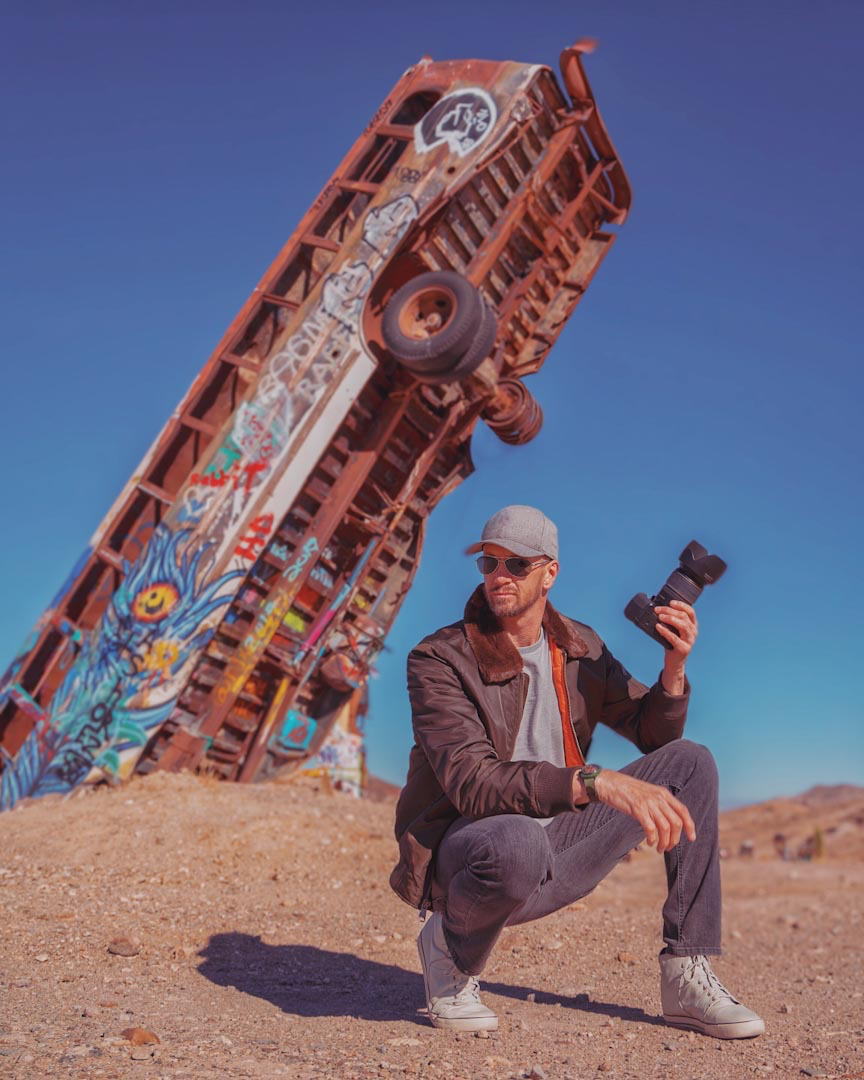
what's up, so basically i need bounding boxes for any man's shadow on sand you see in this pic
[198,933,664,1027]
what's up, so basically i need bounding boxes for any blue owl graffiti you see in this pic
[0,526,243,810]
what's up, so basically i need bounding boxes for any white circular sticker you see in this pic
[414,88,498,159]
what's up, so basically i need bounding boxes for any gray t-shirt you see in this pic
[514,631,565,826]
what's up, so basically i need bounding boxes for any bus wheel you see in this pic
[482,378,544,444]
[382,271,484,372]
[417,301,498,384]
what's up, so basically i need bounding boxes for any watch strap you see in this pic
[579,763,603,803]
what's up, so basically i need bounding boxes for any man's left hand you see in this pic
[656,600,698,695]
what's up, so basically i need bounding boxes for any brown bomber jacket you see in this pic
[389,585,690,911]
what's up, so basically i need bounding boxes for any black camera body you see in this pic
[624,541,727,649]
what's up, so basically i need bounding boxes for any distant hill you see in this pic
[719,783,864,860]
[793,783,864,808]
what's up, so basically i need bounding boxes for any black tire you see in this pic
[417,301,498,385]
[482,377,544,443]
[382,271,484,370]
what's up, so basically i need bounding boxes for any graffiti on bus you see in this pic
[0,526,243,809]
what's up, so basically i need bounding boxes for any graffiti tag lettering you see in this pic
[54,701,114,785]
[231,402,283,464]
[364,97,392,134]
[321,262,374,331]
[310,565,334,590]
[396,166,424,185]
[313,180,338,210]
[362,194,419,255]
[191,462,266,494]
[282,537,319,582]
[235,514,275,561]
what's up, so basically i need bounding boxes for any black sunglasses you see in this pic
[476,555,550,579]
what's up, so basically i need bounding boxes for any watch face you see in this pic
[582,764,601,778]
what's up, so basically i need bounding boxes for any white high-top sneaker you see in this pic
[660,953,765,1039]
[417,912,498,1031]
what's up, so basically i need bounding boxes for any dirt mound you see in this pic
[362,774,402,803]
[0,770,860,1079]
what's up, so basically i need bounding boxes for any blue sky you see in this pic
[2,2,862,806]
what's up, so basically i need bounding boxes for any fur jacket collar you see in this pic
[462,585,589,684]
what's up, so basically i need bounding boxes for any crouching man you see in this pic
[389,506,764,1039]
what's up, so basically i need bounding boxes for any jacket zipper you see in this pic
[563,660,586,765]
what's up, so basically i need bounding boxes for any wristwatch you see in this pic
[578,763,603,803]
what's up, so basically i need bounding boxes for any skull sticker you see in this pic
[415,88,498,159]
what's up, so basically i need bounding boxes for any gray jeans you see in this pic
[434,739,721,976]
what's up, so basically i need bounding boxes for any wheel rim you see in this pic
[397,286,457,341]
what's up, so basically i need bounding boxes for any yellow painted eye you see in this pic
[132,582,180,623]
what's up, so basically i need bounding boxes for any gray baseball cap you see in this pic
[465,505,559,561]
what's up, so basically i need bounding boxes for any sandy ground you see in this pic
[0,771,862,1080]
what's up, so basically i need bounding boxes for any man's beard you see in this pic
[485,578,544,619]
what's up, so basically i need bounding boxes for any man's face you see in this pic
[481,542,557,619]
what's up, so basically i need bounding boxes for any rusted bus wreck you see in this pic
[0,41,631,808]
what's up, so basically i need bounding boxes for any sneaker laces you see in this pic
[451,974,482,1004]
[680,955,740,1007]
